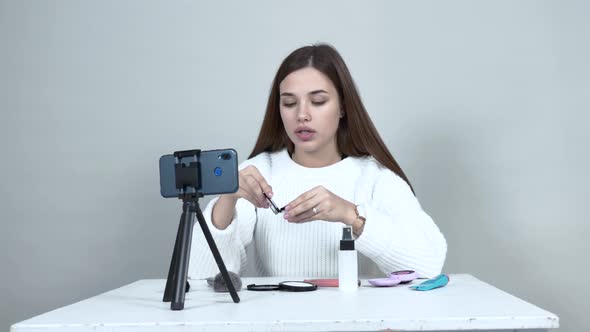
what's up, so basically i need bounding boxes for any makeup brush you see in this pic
[205,271,243,292]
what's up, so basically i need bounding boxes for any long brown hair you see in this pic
[249,43,415,194]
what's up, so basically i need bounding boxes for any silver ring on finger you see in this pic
[312,207,319,214]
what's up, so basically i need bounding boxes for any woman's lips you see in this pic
[295,130,316,141]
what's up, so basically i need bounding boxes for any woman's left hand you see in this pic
[283,186,356,225]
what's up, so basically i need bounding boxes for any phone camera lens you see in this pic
[220,153,231,160]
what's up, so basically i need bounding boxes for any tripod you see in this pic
[162,151,240,310]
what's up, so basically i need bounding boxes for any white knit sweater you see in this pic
[188,149,447,279]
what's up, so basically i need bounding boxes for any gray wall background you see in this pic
[1,0,588,331]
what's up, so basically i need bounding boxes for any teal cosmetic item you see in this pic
[410,274,449,291]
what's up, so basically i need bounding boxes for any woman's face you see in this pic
[279,67,342,156]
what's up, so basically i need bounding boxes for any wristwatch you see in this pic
[354,204,366,233]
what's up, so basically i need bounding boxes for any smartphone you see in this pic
[159,148,239,197]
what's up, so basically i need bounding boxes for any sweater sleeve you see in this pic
[355,169,447,278]
[187,196,257,279]
[187,157,266,279]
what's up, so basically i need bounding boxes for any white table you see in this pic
[11,274,558,332]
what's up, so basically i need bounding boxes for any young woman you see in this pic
[189,44,447,279]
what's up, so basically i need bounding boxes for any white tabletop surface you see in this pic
[11,274,558,332]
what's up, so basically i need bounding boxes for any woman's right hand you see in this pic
[228,165,273,209]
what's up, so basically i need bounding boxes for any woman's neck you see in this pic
[291,147,342,168]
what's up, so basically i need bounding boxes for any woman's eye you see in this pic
[282,102,296,107]
[312,101,327,106]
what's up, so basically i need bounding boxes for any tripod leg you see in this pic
[163,209,185,302]
[195,205,240,303]
[171,201,195,310]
